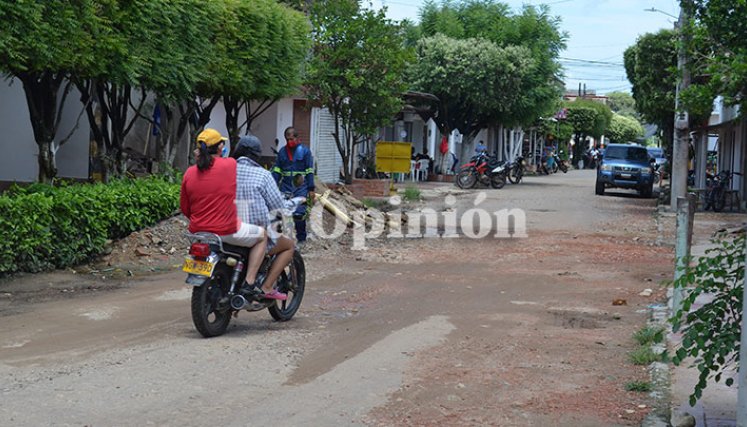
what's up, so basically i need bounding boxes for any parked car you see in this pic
[596,143,656,198]
[646,147,667,168]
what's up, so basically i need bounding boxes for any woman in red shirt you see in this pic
[180,129,284,300]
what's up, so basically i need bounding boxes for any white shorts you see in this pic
[220,222,265,248]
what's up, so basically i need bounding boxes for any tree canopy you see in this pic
[624,29,677,150]
[409,34,531,160]
[606,113,644,144]
[605,91,638,119]
[683,0,747,112]
[416,1,566,127]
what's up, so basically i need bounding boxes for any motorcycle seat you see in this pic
[219,242,251,258]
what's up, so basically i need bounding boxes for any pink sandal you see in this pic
[261,289,288,301]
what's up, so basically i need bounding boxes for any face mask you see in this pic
[287,138,299,149]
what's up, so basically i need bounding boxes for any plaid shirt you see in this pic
[236,157,286,229]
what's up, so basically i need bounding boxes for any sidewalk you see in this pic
[665,210,747,426]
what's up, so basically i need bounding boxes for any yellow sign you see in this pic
[375,141,412,173]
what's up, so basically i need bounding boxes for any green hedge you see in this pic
[0,177,180,275]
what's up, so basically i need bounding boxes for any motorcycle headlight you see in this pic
[600,164,612,171]
[522,160,526,165]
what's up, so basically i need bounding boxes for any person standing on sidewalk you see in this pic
[272,126,315,245]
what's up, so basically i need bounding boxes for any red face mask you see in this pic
[286,138,299,149]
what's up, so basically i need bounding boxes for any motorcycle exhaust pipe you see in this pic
[230,294,248,311]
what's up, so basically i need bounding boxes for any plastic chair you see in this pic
[417,159,429,181]
[410,160,417,182]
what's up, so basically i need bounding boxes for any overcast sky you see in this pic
[371,0,680,95]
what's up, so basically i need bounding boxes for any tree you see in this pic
[606,113,644,144]
[605,91,639,118]
[409,34,531,162]
[624,29,677,151]
[683,0,747,112]
[219,0,310,145]
[0,1,103,182]
[75,0,173,179]
[305,0,410,184]
[418,1,566,127]
[564,99,612,165]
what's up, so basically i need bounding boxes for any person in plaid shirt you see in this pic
[233,135,298,301]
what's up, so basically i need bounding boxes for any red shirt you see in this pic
[180,157,239,235]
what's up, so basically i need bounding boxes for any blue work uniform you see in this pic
[272,144,315,242]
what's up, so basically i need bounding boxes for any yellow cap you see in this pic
[197,128,228,147]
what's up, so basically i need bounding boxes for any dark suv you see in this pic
[595,144,655,198]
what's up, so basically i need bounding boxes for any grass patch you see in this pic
[625,381,653,392]
[403,186,421,202]
[634,325,666,346]
[629,346,665,365]
[362,198,386,209]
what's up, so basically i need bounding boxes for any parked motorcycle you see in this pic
[553,152,568,173]
[456,152,507,189]
[183,197,306,337]
[507,154,526,184]
[705,170,741,212]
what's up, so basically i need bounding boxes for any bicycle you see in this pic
[705,170,742,212]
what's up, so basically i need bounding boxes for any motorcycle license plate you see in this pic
[182,258,215,276]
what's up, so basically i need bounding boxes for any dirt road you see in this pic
[0,170,672,426]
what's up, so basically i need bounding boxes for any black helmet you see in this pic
[233,134,263,160]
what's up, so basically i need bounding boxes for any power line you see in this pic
[559,57,625,66]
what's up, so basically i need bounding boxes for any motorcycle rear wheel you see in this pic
[490,174,506,189]
[456,169,477,189]
[268,250,306,321]
[559,162,568,173]
[191,265,232,338]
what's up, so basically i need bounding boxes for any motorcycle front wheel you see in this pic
[559,162,568,173]
[456,169,477,189]
[508,166,523,184]
[268,250,306,321]
[191,265,232,338]
[490,173,506,189]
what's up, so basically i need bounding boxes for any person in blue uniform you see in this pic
[272,126,315,244]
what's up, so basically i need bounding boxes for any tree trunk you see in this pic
[19,71,67,183]
[36,141,56,183]
[224,96,241,147]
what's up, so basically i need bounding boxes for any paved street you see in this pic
[0,170,673,426]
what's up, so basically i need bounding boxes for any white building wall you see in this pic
[248,101,279,156]
[0,78,89,182]
[311,107,342,183]
[274,98,294,149]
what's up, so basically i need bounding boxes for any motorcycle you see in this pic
[507,154,526,184]
[183,197,306,337]
[554,152,568,173]
[354,152,375,179]
[456,152,507,189]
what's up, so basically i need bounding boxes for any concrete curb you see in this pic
[641,302,672,427]
[641,205,673,427]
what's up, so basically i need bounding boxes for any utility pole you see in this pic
[670,4,691,211]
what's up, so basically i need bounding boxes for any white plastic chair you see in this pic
[410,160,417,182]
[417,159,429,181]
